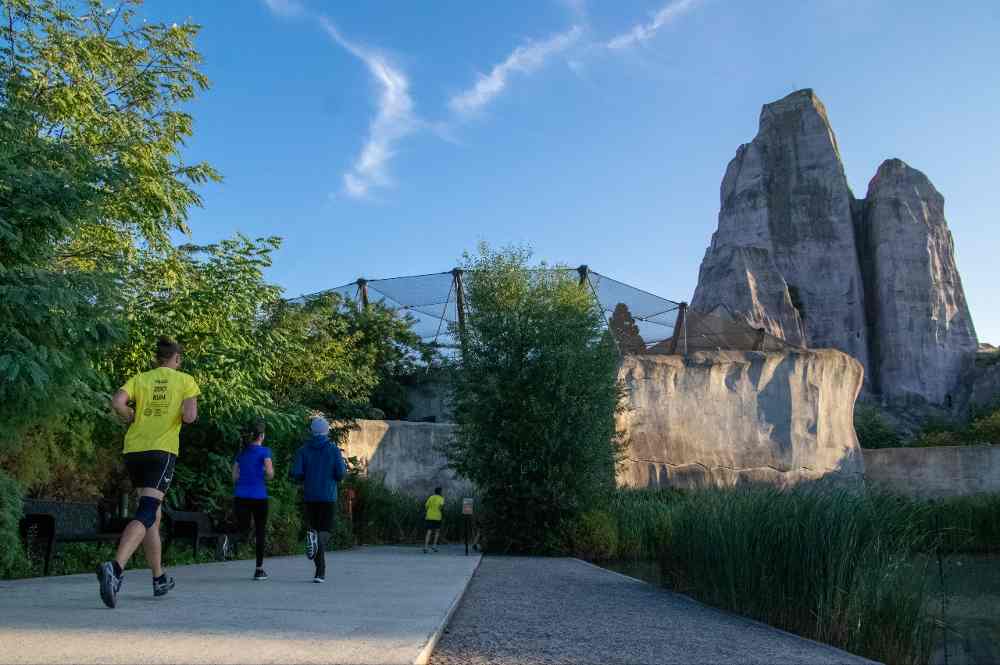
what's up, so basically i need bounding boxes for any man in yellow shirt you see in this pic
[423,487,445,554]
[96,337,200,608]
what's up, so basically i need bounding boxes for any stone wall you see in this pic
[343,420,471,497]
[863,446,1000,498]
[617,349,865,490]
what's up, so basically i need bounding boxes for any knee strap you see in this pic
[134,496,161,528]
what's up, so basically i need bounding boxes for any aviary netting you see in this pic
[287,266,792,355]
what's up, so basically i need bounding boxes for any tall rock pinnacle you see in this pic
[857,159,977,405]
[692,89,870,375]
[692,90,978,406]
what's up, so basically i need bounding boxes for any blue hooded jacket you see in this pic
[291,434,347,502]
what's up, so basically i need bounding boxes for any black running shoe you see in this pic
[153,574,175,597]
[253,568,269,581]
[96,561,122,609]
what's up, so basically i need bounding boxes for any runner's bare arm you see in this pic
[111,390,134,423]
[264,458,275,480]
[232,462,240,483]
[182,396,198,424]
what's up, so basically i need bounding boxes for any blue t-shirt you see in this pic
[234,445,272,499]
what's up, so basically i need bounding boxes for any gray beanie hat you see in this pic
[310,417,330,436]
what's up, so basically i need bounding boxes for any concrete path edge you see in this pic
[570,558,880,665]
[414,554,483,665]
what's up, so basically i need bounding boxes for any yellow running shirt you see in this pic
[121,367,201,455]
[425,494,444,521]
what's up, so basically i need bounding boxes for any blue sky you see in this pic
[147,0,999,342]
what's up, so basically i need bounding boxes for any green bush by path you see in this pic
[0,470,26,577]
[445,244,623,554]
[566,510,618,561]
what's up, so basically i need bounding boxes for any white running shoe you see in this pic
[313,576,325,583]
[306,530,318,560]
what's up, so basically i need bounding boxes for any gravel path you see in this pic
[431,557,874,665]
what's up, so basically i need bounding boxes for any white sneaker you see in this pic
[306,530,318,560]
[313,576,325,583]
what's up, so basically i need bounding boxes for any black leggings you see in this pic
[234,497,269,567]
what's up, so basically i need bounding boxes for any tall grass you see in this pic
[607,488,682,560]
[661,487,935,665]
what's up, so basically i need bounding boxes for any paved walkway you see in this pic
[0,545,480,665]
[431,557,876,665]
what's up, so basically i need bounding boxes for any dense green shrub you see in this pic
[855,404,903,449]
[0,470,26,577]
[659,487,934,665]
[568,510,619,560]
[446,245,623,553]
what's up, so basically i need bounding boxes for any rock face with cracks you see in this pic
[616,350,865,490]
[692,89,869,368]
[856,158,977,405]
[692,89,978,408]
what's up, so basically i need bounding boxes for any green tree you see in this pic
[1,0,218,459]
[445,245,624,553]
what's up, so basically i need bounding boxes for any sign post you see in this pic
[462,498,474,556]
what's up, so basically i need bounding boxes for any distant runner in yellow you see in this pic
[423,487,445,554]
[96,337,200,608]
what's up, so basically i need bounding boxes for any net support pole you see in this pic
[356,278,369,311]
[669,302,688,356]
[452,268,468,359]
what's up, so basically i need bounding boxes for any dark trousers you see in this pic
[234,497,269,567]
[304,502,334,578]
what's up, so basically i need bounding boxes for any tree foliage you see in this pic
[445,245,624,553]
[0,0,217,453]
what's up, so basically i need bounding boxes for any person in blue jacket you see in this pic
[291,416,347,583]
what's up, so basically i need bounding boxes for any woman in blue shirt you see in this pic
[232,419,274,580]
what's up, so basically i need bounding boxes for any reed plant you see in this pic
[659,486,935,665]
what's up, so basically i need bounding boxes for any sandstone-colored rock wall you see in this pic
[343,420,471,498]
[863,446,1000,498]
[617,350,865,489]
[857,159,978,405]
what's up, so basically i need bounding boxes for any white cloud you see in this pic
[607,0,700,50]
[262,0,304,18]
[319,18,417,199]
[449,26,582,115]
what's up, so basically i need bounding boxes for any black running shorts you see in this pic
[124,450,177,493]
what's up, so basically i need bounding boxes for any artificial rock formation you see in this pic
[616,350,865,489]
[692,89,869,366]
[692,89,977,407]
[857,159,977,404]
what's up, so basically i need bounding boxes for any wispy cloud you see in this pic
[262,0,304,18]
[318,18,417,199]
[449,26,582,115]
[607,0,700,50]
